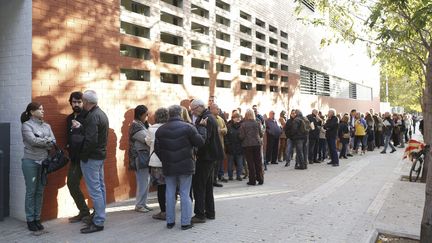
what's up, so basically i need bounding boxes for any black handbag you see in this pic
[41,143,70,185]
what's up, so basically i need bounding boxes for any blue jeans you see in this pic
[165,175,192,226]
[327,137,339,165]
[227,154,243,178]
[318,138,327,160]
[285,138,294,162]
[22,159,44,221]
[383,134,396,152]
[135,168,150,208]
[81,159,106,226]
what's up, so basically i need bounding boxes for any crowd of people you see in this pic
[20,91,422,233]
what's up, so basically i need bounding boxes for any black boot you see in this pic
[34,220,44,230]
[27,221,39,231]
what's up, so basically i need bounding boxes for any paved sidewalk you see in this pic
[0,148,424,243]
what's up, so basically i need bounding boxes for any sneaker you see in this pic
[181,224,193,230]
[135,206,150,213]
[80,223,104,234]
[191,216,206,224]
[152,212,166,220]
[166,223,175,229]
[34,220,44,230]
[27,221,39,232]
[390,149,397,153]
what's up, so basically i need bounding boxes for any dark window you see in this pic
[269,61,278,68]
[240,68,252,76]
[270,74,278,81]
[191,77,209,86]
[216,63,231,73]
[269,37,277,45]
[160,52,183,65]
[191,4,209,18]
[300,66,330,96]
[240,39,252,48]
[255,18,265,28]
[270,86,279,92]
[120,68,150,81]
[269,25,277,33]
[191,22,209,35]
[216,47,230,57]
[121,0,150,16]
[256,44,266,53]
[256,71,265,79]
[301,0,315,12]
[240,11,251,20]
[256,31,265,40]
[160,32,183,46]
[280,31,288,38]
[240,25,252,35]
[349,83,357,99]
[240,54,252,63]
[240,82,252,90]
[216,14,230,26]
[216,0,230,11]
[161,73,183,84]
[281,76,289,82]
[269,49,278,57]
[281,42,288,49]
[281,64,288,71]
[120,44,151,60]
[281,53,288,60]
[281,87,289,93]
[217,79,231,88]
[256,57,266,66]
[191,58,209,69]
[120,22,150,38]
[256,84,266,91]
[161,0,183,7]
[191,40,209,52]
[216,31,230,42]
[161,12,183,26]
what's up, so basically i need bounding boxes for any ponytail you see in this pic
[21,102,42,124]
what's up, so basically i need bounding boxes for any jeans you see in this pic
[293,139,305,168]
[285,139,294,162]
[81,159,106,226]
[67,160,90,216]
[303,136,309,163]
[135,168,150,208]
[22,159,44,222]
[382,134,396,152]
[227,154,243,178]
[308,137,319,162]
[327,137,339,165]
[165,175,193,226]
[354,135,366,151]
[340,141,348,158]
[318,138,327,160]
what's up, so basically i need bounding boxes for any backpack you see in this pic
[299,118,309,135]
[303,118,311,132]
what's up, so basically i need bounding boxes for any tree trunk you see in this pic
[420,48,432,242]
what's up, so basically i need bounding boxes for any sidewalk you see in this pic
[0,147,424,243]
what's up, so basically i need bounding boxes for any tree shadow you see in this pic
[118,109,136,198]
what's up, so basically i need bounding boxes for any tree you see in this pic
[295,0,432,241]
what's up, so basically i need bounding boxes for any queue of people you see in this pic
[20,92,421,233]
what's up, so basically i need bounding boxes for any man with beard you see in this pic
[66,91,91,223]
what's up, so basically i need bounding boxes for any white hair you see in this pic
[329,108,336,116]
[191,99,205,108]
[83,90,98,104]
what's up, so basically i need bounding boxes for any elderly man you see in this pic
[324,108,339,166]
[78,90,109,233]
[265,111,281,165]
[210,103,228,184]
[190,99,224,223]
[155,105,206,230]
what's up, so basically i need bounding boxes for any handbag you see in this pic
[41,143,70,185]
[343,133,351,139]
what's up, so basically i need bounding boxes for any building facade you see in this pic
[0,0,380,220]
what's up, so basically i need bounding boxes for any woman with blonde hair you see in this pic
[239,109,264,185]
[181,106,192,123]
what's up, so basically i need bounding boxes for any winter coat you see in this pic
[80,106,109,162]
[224,122,243,155]
[239,120,263,147]
[265,118,282,138]
[382,117,394,136]
[338,122,350,144]
[195,109,225,162]
[155,117,206,176]
[284,118,295,139]
[22,117,56,163]
[324,116,339,139]
[307,114,321,138]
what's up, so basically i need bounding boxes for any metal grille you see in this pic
[301,0,315,11]
[300,66,330,96]
[349,82,357,99]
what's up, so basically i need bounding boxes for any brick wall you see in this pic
[0,0,33,221]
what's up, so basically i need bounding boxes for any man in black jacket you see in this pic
[66,91,90,223]
[155,105,206,230]
[307,109,321,163]
[78,90,109,234]
[291,110,308,169]
[284,109,296,167]
[324,109,339,166]
[381,112,397,153]
[190,99,224,223]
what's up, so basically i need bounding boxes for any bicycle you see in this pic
[409,145,430,182]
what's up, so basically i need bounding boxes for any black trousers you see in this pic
[265,134,279,163]
[157,184,166,212]
[192,160,215,219]
[67,160,90,215]
[308,137,319,162]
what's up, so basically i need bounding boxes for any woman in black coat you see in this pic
[338,114,350,159]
